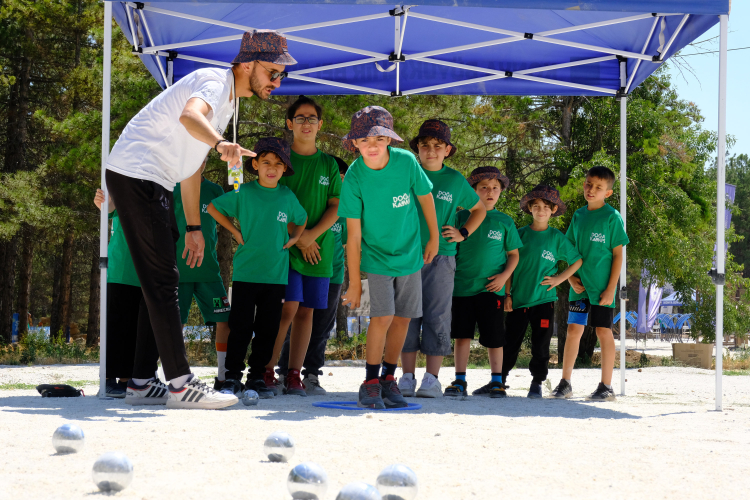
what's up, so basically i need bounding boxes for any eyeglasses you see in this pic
[257,61,288,82]
[292,115,320,124]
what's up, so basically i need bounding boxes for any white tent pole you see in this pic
[99,0,112,399]
[286,73,391,95]
[619,58,627,396]
[715,14,728,412]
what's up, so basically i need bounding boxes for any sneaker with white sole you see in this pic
[219,378,244,396]
[302,373,327,395]
[551,379,573,399]
[586,382,616,402]
[416,373,443,398]
[125,378,169,405]
[397,373,417,397]
[167,375,238,409]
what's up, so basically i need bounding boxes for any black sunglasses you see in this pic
[257,61,288,82]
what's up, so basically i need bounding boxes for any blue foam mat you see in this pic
[312,401,422,411]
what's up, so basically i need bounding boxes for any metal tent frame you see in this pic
[98,2,730,411]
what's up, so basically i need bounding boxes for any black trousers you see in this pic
[278,283,343,377]
[105,170,190,381]
[106,283,150,379]
[503,302,555,383]
[225,281,286,382]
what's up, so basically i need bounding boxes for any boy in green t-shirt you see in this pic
[266,96,343,397]
[338,106,439,409]
[398,120,486,399]
[502,185,582,398]
[207,138,307,398]
[172,157,231,389]
[551,166,629,402]
[445,167,522,399]
[277,155,350,395]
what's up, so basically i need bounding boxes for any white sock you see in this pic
[132,378,152,387]
[170,373,192,389]
[217,351,227,381]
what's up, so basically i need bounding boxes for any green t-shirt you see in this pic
[453,209,523,297]
[511,225,582,309]
[338,147,433,277]
[107,211,140,287]
[330,217,347,285]
[174,179,225,283]
[210,181,307,285]
[566,203,630,307]
[417,165,481,256]
[278,149,342,278]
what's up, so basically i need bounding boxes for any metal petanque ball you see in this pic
[52,423,85,454]
[376,464,418,500]
[287,461,328,499]
[242,389,260,406]
[336,482,382,500]
[92,452,134,492]
[264,431,295,462]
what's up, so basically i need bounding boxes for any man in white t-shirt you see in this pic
[105,30,296,410]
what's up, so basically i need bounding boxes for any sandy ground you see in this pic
[0,364,748,500]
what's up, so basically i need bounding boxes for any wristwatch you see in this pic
[186,225,202,233]
[459,227,469,240]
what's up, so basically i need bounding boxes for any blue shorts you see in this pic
[286,269,330,309]
[567,299,614,329]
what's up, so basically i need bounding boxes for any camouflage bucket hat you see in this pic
[409,119,457,158]
[342,106,403,153]
[232,30,297,65]
[520,184,566,217]
[247,137,294,176]
[466,166,510,190]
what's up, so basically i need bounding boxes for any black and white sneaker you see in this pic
[167,374,238,409]
[586,382,616,402]
[246,378,275,399]
[527,382,543,399]
[551,379,573,399]
[219,379,244,396]
[125,378,169,405]
[105,378,126,399]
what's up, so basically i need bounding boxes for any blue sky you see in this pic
[665,4,749,161]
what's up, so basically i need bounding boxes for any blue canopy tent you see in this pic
[98,0,731,409]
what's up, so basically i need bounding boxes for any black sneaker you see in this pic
[488,381,507,398]
[379,375,407,408]
[527,382,543,399]
[105,378,126,398]
[471,382,491,397]
[444,380,468,397]
[213,377,223,391]
[551,379,572,399]
[586,382,616,402]
[247,378,275,399]
[219,378,244,396]
[358,379,385,409]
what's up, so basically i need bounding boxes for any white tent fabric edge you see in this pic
[97,3,730,411]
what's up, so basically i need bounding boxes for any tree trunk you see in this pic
[0,236,19,342]
[50,252,63,337]
[86,247,100,346]
[16,225,34,339]
[55,232,75,340]
[336,265,349,341]
[3,56,31,174]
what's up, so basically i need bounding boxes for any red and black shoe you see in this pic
[358,379,385,409]
[284,369,307,397]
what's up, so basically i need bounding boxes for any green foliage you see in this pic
[0,328,98,364]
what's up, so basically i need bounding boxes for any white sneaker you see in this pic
[416,372,443,398]
[166,375,238,409]
[397,373,417,397]
[302,373,327,395]
[125,378,168,405]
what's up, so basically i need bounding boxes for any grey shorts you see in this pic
[403,255,455,356]
[368,270,422,318]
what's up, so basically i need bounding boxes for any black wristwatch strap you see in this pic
[186,225,202,233]
[459,227,469,240]
[214,139,229,153]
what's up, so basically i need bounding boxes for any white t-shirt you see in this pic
[107,68,235,190]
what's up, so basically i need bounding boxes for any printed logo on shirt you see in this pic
[590,232,606,243]
[542,250,555,262]
[202,203,209,214]
[393,193,411,208]
[436,191,453,203]
[488,230,503,241]
[319,176,330,186]
[277,211,288,223]
[331,222,342,233]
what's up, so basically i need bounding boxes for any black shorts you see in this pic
[450,293,505,348]
[568,299,614,329]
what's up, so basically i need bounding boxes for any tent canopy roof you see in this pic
[112,0,723,95]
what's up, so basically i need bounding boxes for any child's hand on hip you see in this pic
[441,226,464,243]
[485,274,507,293]
[541,275,564,291]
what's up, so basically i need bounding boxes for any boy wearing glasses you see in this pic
[267,96,343,396]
